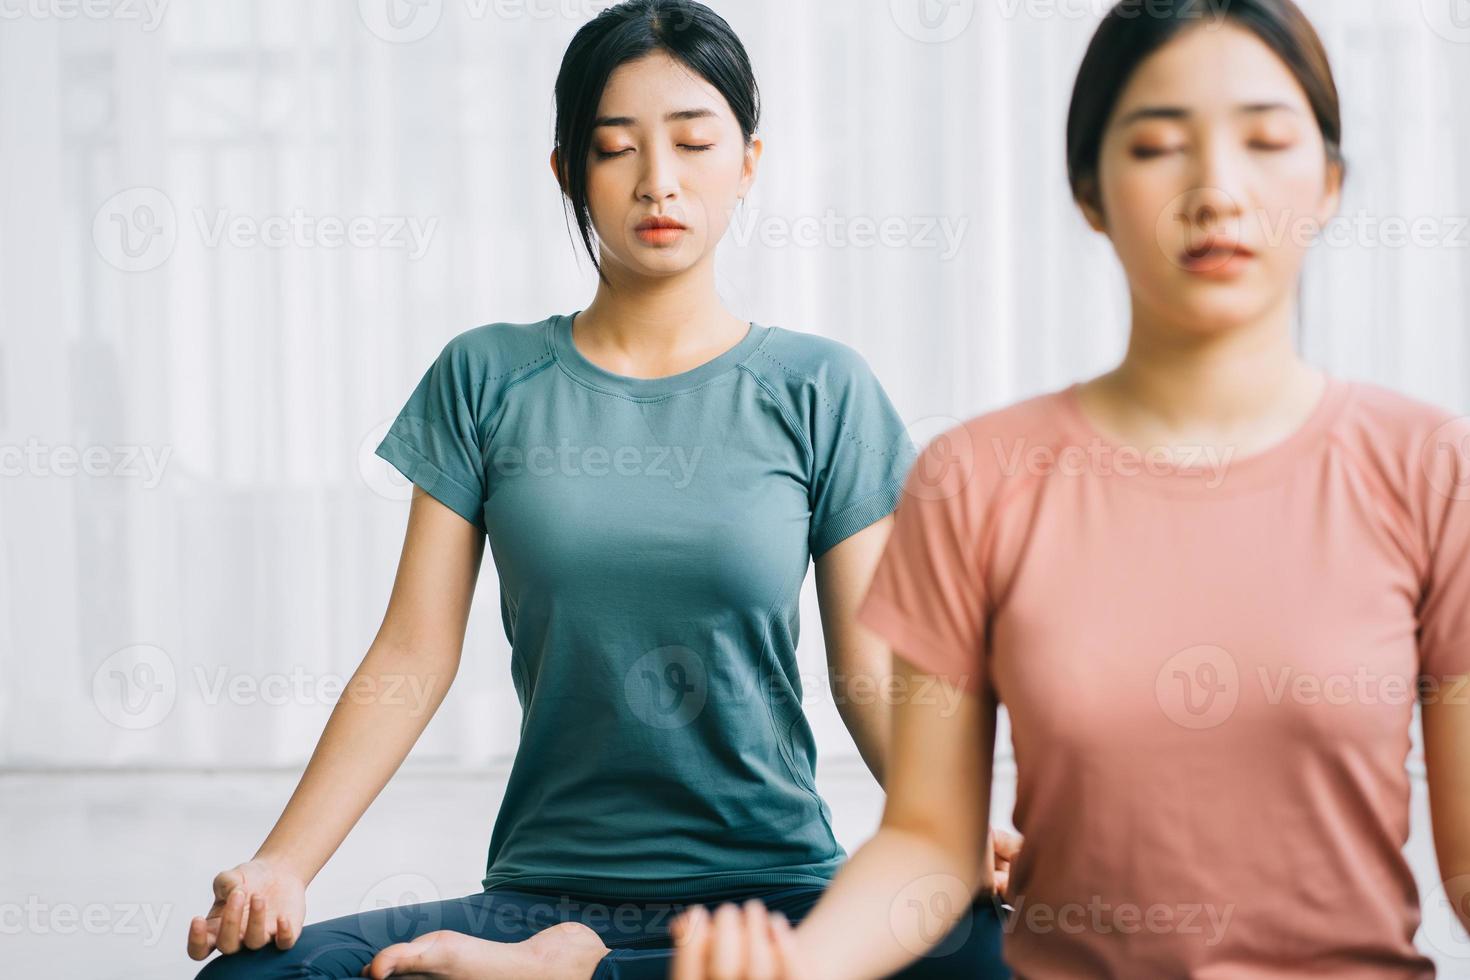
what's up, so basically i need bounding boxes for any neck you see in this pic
[576,252,740,357]
[1103,289,1317,429]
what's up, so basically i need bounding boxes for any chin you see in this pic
[630,253,702,277]
[602,247,694,279]
[1166,295,1270,335]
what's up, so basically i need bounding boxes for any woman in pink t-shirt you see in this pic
[670,0,1470,977]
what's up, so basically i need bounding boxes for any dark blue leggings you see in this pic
[193,881,1011,979]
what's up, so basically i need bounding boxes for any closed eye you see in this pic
[594,145,711,159]
[1131,146,1180,160]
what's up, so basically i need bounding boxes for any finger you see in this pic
[992,828,1024,862]
[212,867,245,902]
[216,886,248,954]
[244,893,273,949]
[708,902,745,979]
[769,912,804,979]
[671,906,710,980]
[186,915,216,960]
[743,900,776,980]
[671,904,706,947]
[274,912,298,950]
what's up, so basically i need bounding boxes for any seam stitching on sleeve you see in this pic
[1324,428,1429,581]
[753,346,902,458]
[741,364,815,472]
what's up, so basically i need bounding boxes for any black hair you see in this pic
[553,0,761,280]
[1066,0,1345,216]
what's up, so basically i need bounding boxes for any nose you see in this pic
[1178,140,1245,231]
[635,143,680,204]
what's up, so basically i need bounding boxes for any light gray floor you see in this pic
[4,762,1466,978]
[4,762,883,979]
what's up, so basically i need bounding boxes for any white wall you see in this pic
[1,1,1466,786]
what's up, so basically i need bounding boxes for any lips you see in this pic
[636,216,687,231]
[1181,236,1255,264]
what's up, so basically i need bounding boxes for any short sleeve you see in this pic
[1418,414,1470,684]
[807,349,918,559]
[855,428,987,697]
[374,337,488,532]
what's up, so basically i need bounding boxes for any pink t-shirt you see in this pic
[857,375,1470,978]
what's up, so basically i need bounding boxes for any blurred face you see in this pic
[562,50,760,280]
[1081,22,1342,334]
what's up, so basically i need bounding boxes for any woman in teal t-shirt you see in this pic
[188,3,1012,978]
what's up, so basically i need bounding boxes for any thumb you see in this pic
[992,828,1023,862]
[670,906,709,980]
[212,867,246,901]
[769,912,805,979]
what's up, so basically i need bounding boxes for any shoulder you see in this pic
[745,326,912,453]
[744,326,915,479]
[1331,378,1470,519]
[745,325,881,392]
[922,388,1073,486]
[436,317,557,384]
[901,388,1075,533]
[1336,378,1464,445]
[951,389,1070,449]
[416,317,559,421]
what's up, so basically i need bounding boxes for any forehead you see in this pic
[1111,22,1314,123]
[597,51,732,121]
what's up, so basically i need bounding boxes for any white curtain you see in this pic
[2,0,1467,779]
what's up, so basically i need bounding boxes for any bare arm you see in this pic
[782,649,994,978]
[815,517,1021,891]
[188,487,484,959]
[1423,688,1470,939]
[252,486,484,879]
[673,650,994,979]
[814,516,896,789]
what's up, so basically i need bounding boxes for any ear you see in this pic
[737,137,763,201]
[1077,182,1107,234]
[1317,157,1344,226]
[549,147,565,193]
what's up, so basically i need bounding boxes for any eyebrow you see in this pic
[593,108,718,128]
[1115,102,1300,126]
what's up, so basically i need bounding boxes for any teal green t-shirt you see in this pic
[374,312,918,899]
